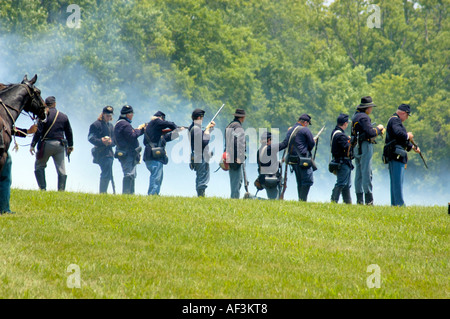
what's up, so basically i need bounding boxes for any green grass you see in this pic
[0,189,448,299]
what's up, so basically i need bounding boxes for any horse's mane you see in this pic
[0,83,15,93]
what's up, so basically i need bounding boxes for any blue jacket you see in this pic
[385,113,413,164]
[283,123,315,157]
[31,107,73,148]
[189,122,211,162]
[143,117,178,162]
[88,119,115,158]
[113,116,144,152]
[351,110,382,143]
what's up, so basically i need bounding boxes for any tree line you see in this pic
[1,0,448,196]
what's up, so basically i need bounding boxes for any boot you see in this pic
[129,177,135,195]
[356,193,364,205]
[57,175,67,191]
[197,188,205,197]
[34,169,46,191]
[342,188,352,204]
[99,178,110,194]
[299,186,311,202]
[122,176,133,194]
[331,186,342,203]
[365,192,374,206]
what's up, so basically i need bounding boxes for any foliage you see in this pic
[0,0,448,186]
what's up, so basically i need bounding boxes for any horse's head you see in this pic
[21,74,46,121]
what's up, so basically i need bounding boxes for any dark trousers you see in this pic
[0,153,12,213]
[98,157,114,193]
[229,163,243,199]
[389,160,405,207]
[331,163,352,204]
[119,154,137,194]
[292,164,313,201]
[193,160,210,193]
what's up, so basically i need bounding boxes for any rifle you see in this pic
[310,125,325,171]
[242,162,250,199]
[111,172,116,194]
[161,126,189,134]
[279,148,288,200]
[209,103,225,126]
[410,138,428,169]
[279,125,303,200]
[313,125,326,160]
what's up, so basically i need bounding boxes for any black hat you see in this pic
[233,108,246,118]
[260,131,272,142]
[337,113,349,125]
[299,113,312,125]
[45,96,56,106]
[357,96,376,109]
[192,108,205,119]
[120,105,134,114]
[398,104,412,115]
[153,111,166,119]
[102,106,114,114]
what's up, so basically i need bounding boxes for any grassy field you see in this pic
[0,189,448,299]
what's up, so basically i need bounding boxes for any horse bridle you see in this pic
[0,83,46,149]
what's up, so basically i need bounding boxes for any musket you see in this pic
[111,173,116,194]
[410,138,428,169]
[279,148,288,200]
[162,126,189,133]
[209,103,225,125]
[242,161,251,199]
[279,125,303,200]
[313,126,325,159]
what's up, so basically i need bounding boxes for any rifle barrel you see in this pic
[210,103,225,124]
[411,139,428,169]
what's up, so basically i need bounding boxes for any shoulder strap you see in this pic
[287,125,303,155]
[384,115,397,144]
[42,110,59,140]
[330,130,345,147]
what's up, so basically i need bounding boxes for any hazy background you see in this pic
[1,0,447,206]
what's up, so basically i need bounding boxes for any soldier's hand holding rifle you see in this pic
[407,132,421,153]
[205,120,216,134]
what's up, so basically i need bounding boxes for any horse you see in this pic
[0,74,47,173]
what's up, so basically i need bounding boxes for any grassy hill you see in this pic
[0,189,448,299]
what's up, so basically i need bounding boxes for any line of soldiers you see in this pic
[85,96,419,207]
[0,94,420,216]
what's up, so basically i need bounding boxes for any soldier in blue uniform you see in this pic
[384,104,420,206]
[188,108,215,197]
[88,106,115,194]
[351,96,384,205]
[225,109,246,199]
[0,125,37,215]
[30,96,74,191]
[330,113,353,204]
[114,105,146,194]
[283,114,316,201]
[143,111,183,195]
[256,131,286,199]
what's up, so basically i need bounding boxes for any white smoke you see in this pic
[1,9,447,206]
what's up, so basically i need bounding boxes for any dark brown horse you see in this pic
[0,74,47,173]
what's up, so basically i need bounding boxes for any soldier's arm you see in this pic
[360,116,381,138]
[88,123,104,147]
